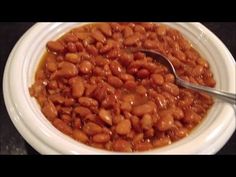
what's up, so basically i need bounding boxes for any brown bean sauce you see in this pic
[29,23,215,152]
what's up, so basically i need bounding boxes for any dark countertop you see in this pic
[0,22,235,155]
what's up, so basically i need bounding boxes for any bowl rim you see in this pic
[3,22,236,154]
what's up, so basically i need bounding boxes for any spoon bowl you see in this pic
[138,49,236,105]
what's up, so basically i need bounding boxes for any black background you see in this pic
[0,22,235,155]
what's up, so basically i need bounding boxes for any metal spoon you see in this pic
[138,49,236,105]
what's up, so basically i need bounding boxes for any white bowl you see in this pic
[3,22,236,154]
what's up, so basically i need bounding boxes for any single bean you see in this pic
[74,106,91,117]
[63,33,78,42]
[153,137,171,148]
[123,26,134,38]
[100,43,113,53]
[48,94,64,104]
[75,42,84,52]
[93,133,110,143]
[156,25,167,36]
[137,69,150,78]
[165,74,175,83]
[116,119,131,135]
[67,42,77,53]
[183,110,202,124]
[73,129,89,143]
[112,139,132,152]
[98,23,112,37]
[171,107,184,120]
[78,97,98,107]
[65,53,80,64]
[157,111,174,131]
[69,77,85,98]
[124,80,137,90]
[42,100,58,121]
[94,56,109,66]
[132,133,144,144]
[86,45,98,56]
[141,114,153,130]
[53,118,73,135]
[192,65,204,77]
[134,25,146,33]
[136,85,147,95]
[107,75,123,88]
[113,115,124,125]
[73,119,81,129]
[162,82,179,96]
[119,52,134,67]
[143,40,157,49]
[124,35,140,46]
[79,60,93,74]
[56,61,78,78]
[120,102,132,112]
[109,61,124,76]
[64,98,75,106]
[47,41,65,53]
[83,122,103,135]
[120,73,134,81]
[132,104,154,116]
[98,109,113,126]
[91,30,106,43]
[151,74,164,85]
[134,142,153,151]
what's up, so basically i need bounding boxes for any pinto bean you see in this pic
[83,122,103,135]
[141,114,153,130]
[65,53,80,64]
[143,40,157,49]
[47,41,65,53]
[98,109,113,126]
[54,62,78,78]
[124,80,137,90]
[116,119,131,135]
[123,26,134,38]
[157,111,174,131]
[153,137,171,148]
[132,104,154,116]
[183,110,202,124]
[69,77,85,98]
[107,76,123,88]
[79,60,93,74]
[98,23,112,37]
[109,61,124,76]
[93,133,110,143]
[151,74,164,85]
[137,69,150,78]
[100,43,113,53]
[78,97,98,107]
[73,130,89,143]
[162,82,180,96]
[86,45,98,56]
[74,106,91,117]
[91,30,106,43]
[53,118,73,135]
[119,52,134,67]
[134,142,153,151]
[124,35,140,46]
[112,139,132,152]
[67,42,77,52]
[42,100,58,121]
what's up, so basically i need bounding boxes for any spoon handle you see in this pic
[176,78,236,104]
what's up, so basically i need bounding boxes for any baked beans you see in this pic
[29,23,215,152]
